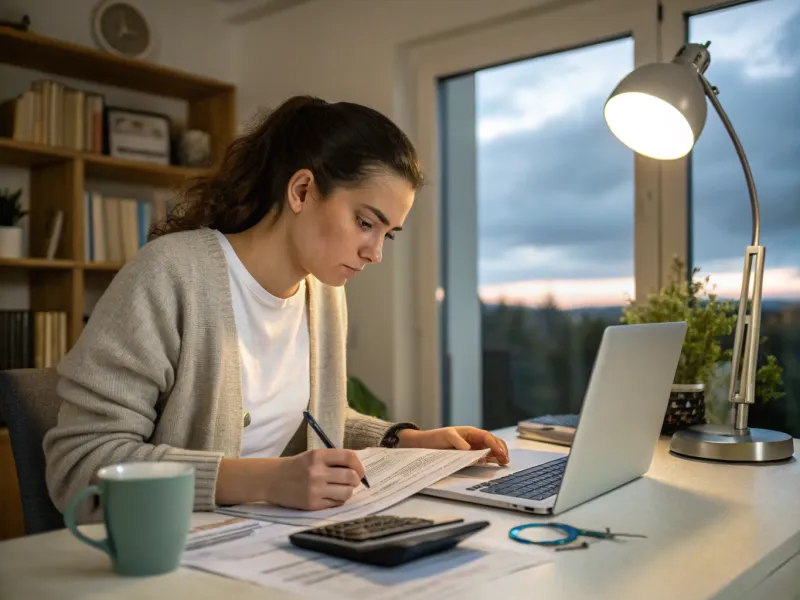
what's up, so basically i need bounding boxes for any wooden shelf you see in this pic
[0,138,212,188]
[80,261,124,272]
[85,153,211,188]
[0,27,234,101]
[0,257,75,269]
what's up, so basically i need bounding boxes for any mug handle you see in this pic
[63,485,111,556]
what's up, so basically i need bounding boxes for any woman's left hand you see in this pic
[396,427,509,465]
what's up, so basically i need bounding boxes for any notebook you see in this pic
[516,414,578,446]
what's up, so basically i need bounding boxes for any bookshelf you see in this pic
[0,26,236,349]
[0,27,236,539]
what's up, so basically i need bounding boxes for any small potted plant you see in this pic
[619,256,783,433]
[0,188,26,259]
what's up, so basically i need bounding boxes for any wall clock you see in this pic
[92,0,155,60]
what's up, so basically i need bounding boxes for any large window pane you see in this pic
[689,0,800,436]
[475,38,634,428]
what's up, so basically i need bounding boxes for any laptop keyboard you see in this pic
[465,456,568,501]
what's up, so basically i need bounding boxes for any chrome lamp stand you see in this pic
[668,44,794,463]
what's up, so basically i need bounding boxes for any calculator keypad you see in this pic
[309,516,436,542]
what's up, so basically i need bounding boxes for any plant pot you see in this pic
[662,383,705,435]
[0,225,23,258]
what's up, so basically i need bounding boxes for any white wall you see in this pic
[0,0,239,310]
[236,0,563,424]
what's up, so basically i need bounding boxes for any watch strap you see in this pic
[380,422,420,448]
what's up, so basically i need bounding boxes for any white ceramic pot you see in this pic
[0,226,23,258]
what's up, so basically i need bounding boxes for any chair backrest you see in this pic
[0,368,64,535]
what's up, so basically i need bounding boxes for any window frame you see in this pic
[401,0,661,429]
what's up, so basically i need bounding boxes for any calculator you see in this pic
[288,515,490,567]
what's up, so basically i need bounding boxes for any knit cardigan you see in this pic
[42,228,394,524]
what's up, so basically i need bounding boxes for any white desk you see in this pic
[1,429,799,600]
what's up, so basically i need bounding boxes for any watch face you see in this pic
[99,2,151,57]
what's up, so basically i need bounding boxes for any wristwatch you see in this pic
[380,422,420,448]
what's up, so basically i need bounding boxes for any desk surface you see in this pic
[1,429,799,600]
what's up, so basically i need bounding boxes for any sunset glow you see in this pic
[479,267,800,309]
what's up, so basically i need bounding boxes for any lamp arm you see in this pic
[698,74,760,246]
[698,74,765,431]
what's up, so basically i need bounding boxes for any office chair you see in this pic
[0,368,64,535]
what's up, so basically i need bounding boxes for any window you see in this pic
[439,38,636,429]
[477,39,635,428]
[409,0,658,430]
[685,0,800,436]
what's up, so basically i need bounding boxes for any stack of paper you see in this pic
[182,519,553,600]
[217,446,491,526]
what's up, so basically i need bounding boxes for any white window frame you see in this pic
[401,0,662,430]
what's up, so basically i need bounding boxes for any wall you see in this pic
[0,0,239,311]
[236,0,562,424]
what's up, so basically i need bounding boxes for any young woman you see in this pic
[43,95,508,524]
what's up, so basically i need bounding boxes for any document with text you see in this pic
[181,519,552,600]
[216,447,491,526]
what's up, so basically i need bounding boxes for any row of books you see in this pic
[0,79,104,152]
[0,311,68,371]
[83,191,172,263]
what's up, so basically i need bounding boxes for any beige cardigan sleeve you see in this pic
[344,408,394,449]
[42,244,223,525]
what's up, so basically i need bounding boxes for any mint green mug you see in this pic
[64,462,195,576]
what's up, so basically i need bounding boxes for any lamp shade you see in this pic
[603,62,708,160]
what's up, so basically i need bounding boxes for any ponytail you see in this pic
[149,95,422,240]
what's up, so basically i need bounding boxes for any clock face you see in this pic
[96,2,152,58]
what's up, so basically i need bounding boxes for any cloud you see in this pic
[475,41,634,286]
[687,0,800,80]
[476,38,632,142]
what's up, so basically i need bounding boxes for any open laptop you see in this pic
[421,322,687,516]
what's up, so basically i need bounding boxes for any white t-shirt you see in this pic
[215,230,310,458]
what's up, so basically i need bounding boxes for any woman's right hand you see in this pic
[214,450,367,510]
[264,449,367,510]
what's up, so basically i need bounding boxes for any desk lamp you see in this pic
[603,41,794,463]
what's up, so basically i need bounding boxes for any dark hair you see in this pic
[149,95,423,239]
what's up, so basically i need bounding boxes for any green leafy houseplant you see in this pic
[619,256,783,425]
[0,188,26,227]
[347,376,388,420]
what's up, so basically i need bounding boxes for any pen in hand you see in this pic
[303,410,371,489]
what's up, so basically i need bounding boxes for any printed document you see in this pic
[181,518,552,600]
[216,447,490,526]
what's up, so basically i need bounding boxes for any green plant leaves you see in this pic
[620,255,783,402]
[0,188,26,227]
[347,376,388,419]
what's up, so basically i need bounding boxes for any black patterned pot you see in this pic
[662,383,705,435]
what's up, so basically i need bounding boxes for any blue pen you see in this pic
[303,410,371,489]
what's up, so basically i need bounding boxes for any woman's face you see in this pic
[287,170,415,286]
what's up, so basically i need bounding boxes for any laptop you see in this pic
[421,322,687,516]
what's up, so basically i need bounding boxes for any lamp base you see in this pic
[670,424,794,463]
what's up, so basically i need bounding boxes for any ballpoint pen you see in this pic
[303,410,371,488]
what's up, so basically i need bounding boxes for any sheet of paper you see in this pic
[181,519,552,600]
[216,447,490,526]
